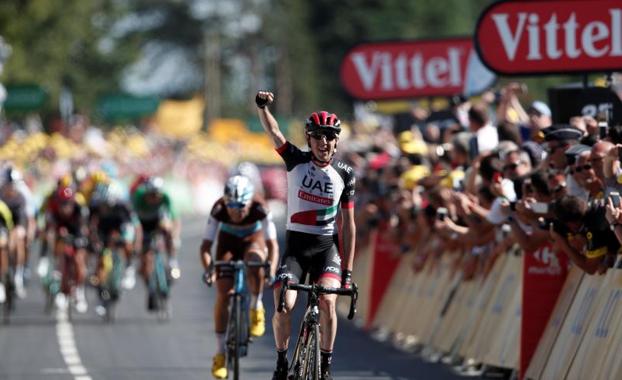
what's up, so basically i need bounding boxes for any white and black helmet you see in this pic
[224,175,254,207]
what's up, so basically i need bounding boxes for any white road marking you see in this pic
[55,307,92,380]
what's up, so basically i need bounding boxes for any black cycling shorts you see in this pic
[275,230,342,285]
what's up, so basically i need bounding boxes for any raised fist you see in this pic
[255,91,274,109]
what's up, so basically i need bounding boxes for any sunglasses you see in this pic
[503,162,520,171]
[226,201,247,209]
[570,164,592,174]
[308,131,338,141]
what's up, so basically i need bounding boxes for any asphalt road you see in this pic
[0,216,463,380]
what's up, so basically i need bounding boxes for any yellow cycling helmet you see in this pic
[57,173,73,187]
[90,170,109,185]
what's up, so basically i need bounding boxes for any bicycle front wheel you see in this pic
[301,324,320,380]
[229,295,241,380]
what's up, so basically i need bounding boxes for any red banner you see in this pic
[340,38,495,100]
[476,0,622,75]
[521,242,570,378]
[366,223,402,328]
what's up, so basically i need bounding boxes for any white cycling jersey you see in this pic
[276,141,355,236]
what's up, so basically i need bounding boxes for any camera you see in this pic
[437,207,448,221]
[531,202,549,214]
[610,191,621,208]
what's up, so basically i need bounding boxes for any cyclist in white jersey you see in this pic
[256,91,356,380]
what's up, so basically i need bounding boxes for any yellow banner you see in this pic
[155,97,204,138]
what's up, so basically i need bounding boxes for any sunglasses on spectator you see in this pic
[503,162,521,171]
[571,164,592,174]
[308,131,338,141]
[226,201,247,209]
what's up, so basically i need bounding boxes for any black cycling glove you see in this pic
[255,93,270,109]
[341,269,352,289]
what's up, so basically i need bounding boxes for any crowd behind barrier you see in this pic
[4,78,622,379]
[334,78,622,379]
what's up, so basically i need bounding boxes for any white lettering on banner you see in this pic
[491,9,622,61]
[349,48,463,92]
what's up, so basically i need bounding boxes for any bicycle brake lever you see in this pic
[277,280,288,313]
[347,283,358,320]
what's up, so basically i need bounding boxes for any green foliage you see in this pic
[0,0,588,121]
[0,0,138,114]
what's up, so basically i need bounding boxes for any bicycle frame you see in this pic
[210,259,270,380]
[277,281,358,380]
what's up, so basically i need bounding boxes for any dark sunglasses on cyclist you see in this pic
[226,201,247,209]
[503,162,520,171]
[308,131,338,141]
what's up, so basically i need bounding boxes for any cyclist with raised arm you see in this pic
[132,176,179,311]
[255,91,356,380]
[201,175,279,379]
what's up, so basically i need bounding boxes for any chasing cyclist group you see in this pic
[200,91,356,380]
[0,166,180,317]
[0,89,355,380]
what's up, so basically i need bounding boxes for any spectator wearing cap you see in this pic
[468,102,498,154]
[542,124,583,170]
[526,101,552,140]
[521,141,545,168]
[550,195,619,274]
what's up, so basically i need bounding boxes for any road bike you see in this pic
[97,232,126,323]
[277,281,358,380]
[146,231,172,321]
[207,260,271,380]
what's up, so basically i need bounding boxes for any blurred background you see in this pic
[0,0,600,210]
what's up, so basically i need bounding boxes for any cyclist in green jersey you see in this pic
[131,177,180,311]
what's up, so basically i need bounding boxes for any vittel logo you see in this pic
[476,0,622,75]
[349,48,463,90]
[340,38,494,100]
[494,10,622,61]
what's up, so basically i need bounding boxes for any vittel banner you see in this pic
[340,38,495,100]
[475,0,622,75]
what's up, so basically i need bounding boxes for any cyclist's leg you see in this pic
[312,240,342,375]
[244,242,267,306]
[120,223,136,289]
[139,223,156,285]
[244,241,268,337]
[272,255,305,350]
[0,228,9,302]
[74,242,89,313]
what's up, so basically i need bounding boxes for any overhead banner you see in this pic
[475,0,622,75]
[340,38,495,100]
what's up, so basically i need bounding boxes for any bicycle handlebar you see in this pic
[277,281,359,320]
[205,260,271,287]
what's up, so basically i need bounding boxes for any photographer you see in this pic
[549,195,619,275]
[507,170,554,252]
